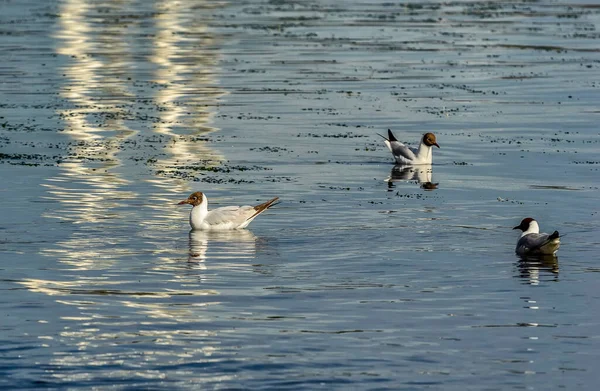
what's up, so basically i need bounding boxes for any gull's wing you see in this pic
[517,232,560,255]
[387,140,417,162]
[204,205,254,227]
[380,130,417,162]
[203,197,279,229]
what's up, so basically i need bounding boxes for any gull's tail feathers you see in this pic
[249,197,280,220]
[377,129,398,142]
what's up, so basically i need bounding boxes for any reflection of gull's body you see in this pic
[386,164,433,183]
[516,256,559,286]
[178,192,279,230]
[385,164,438,190]
[188,229,257,263]
[380,129,440,165]
[513,218,561,256]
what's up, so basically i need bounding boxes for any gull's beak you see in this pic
[434,143,440,148]
[177,199,190,205]
[512,225,519,230]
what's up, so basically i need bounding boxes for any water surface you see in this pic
[1,0,599,389]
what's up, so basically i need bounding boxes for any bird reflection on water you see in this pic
[188,229,258,264]
[515,255,559,285]
[385,164,439,191]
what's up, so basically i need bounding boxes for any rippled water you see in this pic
[1,0,599,389]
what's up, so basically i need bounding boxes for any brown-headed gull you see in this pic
[513,217,560,256]
[380,129,440,165]
[178,192,279,230]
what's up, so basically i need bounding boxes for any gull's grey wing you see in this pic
[386,140,418,162]
[380,129,418,164]
[204,205,254,227]
[516,232,560,255]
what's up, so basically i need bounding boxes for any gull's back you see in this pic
[516,232,560,256]
[203,205,254,229]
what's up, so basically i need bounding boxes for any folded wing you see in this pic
[205,205,255,227]
[382,130,417,163]
[516,232,560,255]
[388,141,417,162]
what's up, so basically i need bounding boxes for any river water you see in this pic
[1,0,599,389]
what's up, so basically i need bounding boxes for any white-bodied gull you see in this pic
[178,192,279,230]
[380,129,440,165]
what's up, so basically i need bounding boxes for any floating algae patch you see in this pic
[296,132,369,138]
[156,162,274,184]
[0,152,58,167]
[249,146,291,153]
[168,163,271,173]
[0,133,217,171]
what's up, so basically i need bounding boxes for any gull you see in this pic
[513,217,560,256]
[178,192,279,230]
[379,129,440,165]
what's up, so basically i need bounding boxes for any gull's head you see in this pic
[422,132,440,148]
[178,191,204,207]
[513,217,536,231]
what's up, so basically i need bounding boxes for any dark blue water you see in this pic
[1,0,599,389]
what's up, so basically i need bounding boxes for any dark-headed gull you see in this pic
[178,192,279,230]
[513,217,560,256]
[380,129,440,165]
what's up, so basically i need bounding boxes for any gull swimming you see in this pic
[379,129,440,165]
[178,192,279,230]
[513,217,560,256]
